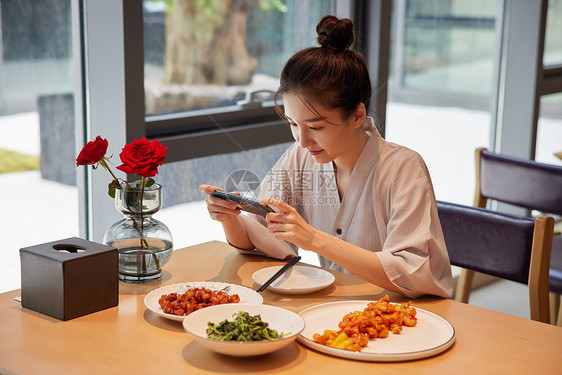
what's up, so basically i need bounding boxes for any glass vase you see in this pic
[103,182,173,283]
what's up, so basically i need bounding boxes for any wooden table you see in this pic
[1,241,560,374]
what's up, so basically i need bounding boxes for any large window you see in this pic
[386,0,498,204]
[143,0,352,141]
[0,0,79,293]
[144,0,335,115]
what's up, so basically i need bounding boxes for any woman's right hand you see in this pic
[199,184,241,222]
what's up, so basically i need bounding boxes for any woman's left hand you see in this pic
[260,198,320,250]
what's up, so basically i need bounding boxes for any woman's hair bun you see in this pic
[316,15,354,51]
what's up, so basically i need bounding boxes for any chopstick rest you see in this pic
[257,256,301,292]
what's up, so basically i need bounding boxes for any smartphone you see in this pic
[210,190,275,217]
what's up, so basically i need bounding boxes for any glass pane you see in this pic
[395,0,497,96]
[536,93,562,165]
[544,0,562,66]
[387,0,498,205]
[406,0,496,18]
[0,0,78,293]
[144,0,341,116]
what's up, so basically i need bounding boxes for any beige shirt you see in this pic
[239,118,453,298]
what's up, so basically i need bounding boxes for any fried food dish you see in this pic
[312,295,417,351]
[158,287,240,316]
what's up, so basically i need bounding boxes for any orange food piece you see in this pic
[312,295,417,352]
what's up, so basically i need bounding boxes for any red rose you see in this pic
[117,137,167,178]
[76,136,108,166]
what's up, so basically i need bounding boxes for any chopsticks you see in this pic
[256,256,301,292]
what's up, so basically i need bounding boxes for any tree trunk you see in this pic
[163,0,258,86]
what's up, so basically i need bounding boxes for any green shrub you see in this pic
[0,149,40,173]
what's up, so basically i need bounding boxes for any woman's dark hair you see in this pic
[275,15,372,120]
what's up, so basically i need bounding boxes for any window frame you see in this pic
[143,0,357,162]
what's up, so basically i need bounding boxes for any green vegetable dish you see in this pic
[207,311,290,341]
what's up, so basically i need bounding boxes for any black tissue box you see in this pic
[20,237,119,321]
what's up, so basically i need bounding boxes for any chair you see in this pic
[437,201,554,323]
[468,147,562,325]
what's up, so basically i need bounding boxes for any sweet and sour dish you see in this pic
[313,295,418,351]
[158,287,241,316]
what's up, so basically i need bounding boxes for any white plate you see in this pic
[183,303,305,357]
[297,300,455,362]
[144,282,263,322]
[252,266,335,294]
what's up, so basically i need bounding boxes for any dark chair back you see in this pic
[437,200,553,323]
[476,148,562,215]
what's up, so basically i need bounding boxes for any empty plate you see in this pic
[252,266,335,294]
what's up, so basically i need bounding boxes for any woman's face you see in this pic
[282,92,365,165]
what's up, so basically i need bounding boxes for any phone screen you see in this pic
[211,190,274,217]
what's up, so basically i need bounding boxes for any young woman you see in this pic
[200,15,452,298]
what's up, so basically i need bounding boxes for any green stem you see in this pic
[98,158,121,187]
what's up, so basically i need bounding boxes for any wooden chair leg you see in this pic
[549,292,560,325]
[455,268,474,303]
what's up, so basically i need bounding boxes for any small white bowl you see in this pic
[182,303,305,356]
